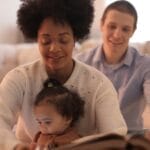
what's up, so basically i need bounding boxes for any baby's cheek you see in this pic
[46,125,54,133]
[40,126,50,134]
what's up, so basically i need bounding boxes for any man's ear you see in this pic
[130,28,136,38]
[100,20,103,32]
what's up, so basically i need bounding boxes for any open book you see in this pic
[56,132,150,150]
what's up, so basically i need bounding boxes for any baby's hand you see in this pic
[13,143,30,150]
[145,129,150,141]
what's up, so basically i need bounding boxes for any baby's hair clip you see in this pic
[44,78,61,88]
[47,82,54,88]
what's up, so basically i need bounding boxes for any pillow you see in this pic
[0,44,18,81]
[16,43,40,65]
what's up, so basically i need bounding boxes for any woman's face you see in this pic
[101,10,135,58]
[37,18,75,74]
[34,103,71,134]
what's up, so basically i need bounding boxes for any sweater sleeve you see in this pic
[94,77,127,135]
[0,69,25,150]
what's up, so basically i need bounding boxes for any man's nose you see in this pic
[113,29,122,39]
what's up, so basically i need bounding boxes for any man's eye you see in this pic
[123,28,130,33]
[109,25,116,30]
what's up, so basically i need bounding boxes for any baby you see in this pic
[31,78,85,149]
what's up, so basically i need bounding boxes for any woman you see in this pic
[0,0,127,149]
[75,0,150,134]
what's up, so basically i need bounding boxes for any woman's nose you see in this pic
[49,41,59,52]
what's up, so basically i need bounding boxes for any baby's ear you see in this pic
[65,117,72,125]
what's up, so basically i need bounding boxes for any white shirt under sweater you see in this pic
[0,59,127,150]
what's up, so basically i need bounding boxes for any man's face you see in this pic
[101,10,135,61]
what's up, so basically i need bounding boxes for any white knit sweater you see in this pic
[0,59,127,149]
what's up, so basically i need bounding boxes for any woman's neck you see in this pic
[46,60,75,84]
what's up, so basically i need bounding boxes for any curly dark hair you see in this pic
[34,78,85,126]
[17,0,94,41]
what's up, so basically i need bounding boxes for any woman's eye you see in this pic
[40,39,51,45]
[45,121,51,125]
[59,37,71,44]
[42,41,50,45]
[61,41,68,44]
[42,41,51,45]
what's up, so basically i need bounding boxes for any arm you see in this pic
[143,69,150,104]
[0,69,25,149]
[143,68,150,140]
[95,77,127,135]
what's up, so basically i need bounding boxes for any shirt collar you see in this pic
[122,46,134,66]
[99,45,135,67]
[94,45,104,63]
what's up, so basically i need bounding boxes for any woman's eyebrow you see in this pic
[59,32,71,36]
[40,32,71,37]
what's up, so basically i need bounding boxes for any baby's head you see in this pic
[34,78,84,134]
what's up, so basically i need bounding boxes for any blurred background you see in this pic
[0,0,150,44]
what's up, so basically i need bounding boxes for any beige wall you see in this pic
[0,0,24,44]
[90,0,105,39]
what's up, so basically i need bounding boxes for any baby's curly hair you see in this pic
[34,78,85,127]
[17,0,94,41]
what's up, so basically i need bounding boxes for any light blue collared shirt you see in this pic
[74,45,150,131]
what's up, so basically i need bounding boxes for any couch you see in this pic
[0,43,40,82]
[0,39,150,128]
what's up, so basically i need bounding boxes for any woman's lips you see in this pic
[47,55,64,61]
